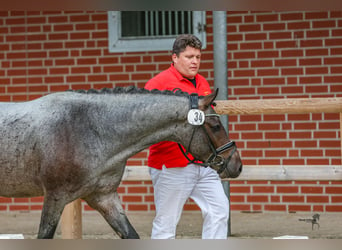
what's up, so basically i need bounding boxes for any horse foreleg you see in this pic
[85,191,139,239]
[37,194,66,239]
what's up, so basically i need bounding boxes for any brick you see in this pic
[122,195,142,202]
[305,67,328,75]
[306,30,330,38]
[257,69,279,77]
[0,197,12,203]
[270,195,281,202]
[281,86,304,94]
[319,122,340,130]
[239,24,261,32]
[48,16,68,23]
[253,186,274,193]
[45,76,64,84]
[5,17,26,25]
[276,41,297,49]
[306,85,328,93]
[77,58,97,65]
[49,33,68,40]
[263,23,285,31]
[127,204,148,211]
[257,50,279,58]
[256,14,278,22]
[54,24,74,32]
[70,15,90,22]
[9,205,29,211]
[264,204,286,211]
[301,39,323,47]
[265,132,287,139]
[288,21,310,29]
[263,78,285,85]
[230,186,251,193]
[281,13,303,21]
[247,195,269,202]
[288,205,311,212]
[301,149,323,157]
[282,195,305,203]
[240,42,262,50]
[324,57,342,65]
[295,140,317,148]
[289,131,312,139]
[313,20,336,28]
[241,150,263,158]
[299,76,322,84]
[231,204,251,211]
[260,159,281,165]
[245,33,267,40]
[258,123,280,130]
[281,68,303,75]
[326,205,342,212]
[233,51,255,59]
[277,186,298,193]
[281,49,304,57]
[265,150,287,157]
[305,11,328,19]
[269,32,292,40]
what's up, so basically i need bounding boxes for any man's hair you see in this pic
[172,34,202,56]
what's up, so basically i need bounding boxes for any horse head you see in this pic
[178,89,243,179]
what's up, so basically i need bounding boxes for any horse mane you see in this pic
[67,86,199,98]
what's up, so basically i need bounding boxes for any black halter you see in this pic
[178,94,237,175]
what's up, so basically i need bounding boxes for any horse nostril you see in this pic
[239,164,243,172]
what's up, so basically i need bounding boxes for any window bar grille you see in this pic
[155,11,159,36]
[187,11,192,33]
[149,11,154,36]
[174,12,178,34]
[168,11,172,35]
[161,11,166,35]
[145,11,149,36]
[180,11,185,34]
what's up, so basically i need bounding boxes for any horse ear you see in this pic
[199,88,219,110]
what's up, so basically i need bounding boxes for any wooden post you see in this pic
[340,113,342,163]
[61,199,82,239]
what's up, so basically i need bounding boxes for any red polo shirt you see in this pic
[145,64,212,169]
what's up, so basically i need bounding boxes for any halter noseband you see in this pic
[178,94,237,175]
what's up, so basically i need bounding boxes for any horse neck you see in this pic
[91,93,189,154]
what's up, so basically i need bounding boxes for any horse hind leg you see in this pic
[37,193,67,239]
[84,191,139,239]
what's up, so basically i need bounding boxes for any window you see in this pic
[108,11,206,53]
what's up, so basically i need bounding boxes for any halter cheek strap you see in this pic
[189,93,199,109]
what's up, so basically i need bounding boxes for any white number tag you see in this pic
[187,109,205,125]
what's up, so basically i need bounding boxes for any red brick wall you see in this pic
[0,11,341,213]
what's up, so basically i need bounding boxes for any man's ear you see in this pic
[199,89,219,110]
[171,53,178,64]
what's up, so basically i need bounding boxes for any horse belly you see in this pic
[0,106,45,197]
[0,160,43,197]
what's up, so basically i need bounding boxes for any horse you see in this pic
[0,86,242,239]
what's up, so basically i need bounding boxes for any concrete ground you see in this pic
[0,211,341,239]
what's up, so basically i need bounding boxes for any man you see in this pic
[144,34,229,239]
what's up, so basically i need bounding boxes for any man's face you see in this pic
[172,46,201,79]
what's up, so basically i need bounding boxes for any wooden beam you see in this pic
[122,165,342,181]
[340,113,342,163]
[214,97,342,115]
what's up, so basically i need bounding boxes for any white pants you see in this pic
[149,164,229,239]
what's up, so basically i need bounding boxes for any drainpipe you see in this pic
[213,11,231,237]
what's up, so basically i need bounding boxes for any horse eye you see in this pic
[211,124,221,132]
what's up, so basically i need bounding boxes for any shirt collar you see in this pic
[169,63,198,82]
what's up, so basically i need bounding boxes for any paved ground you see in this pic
[0,211,341,239]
